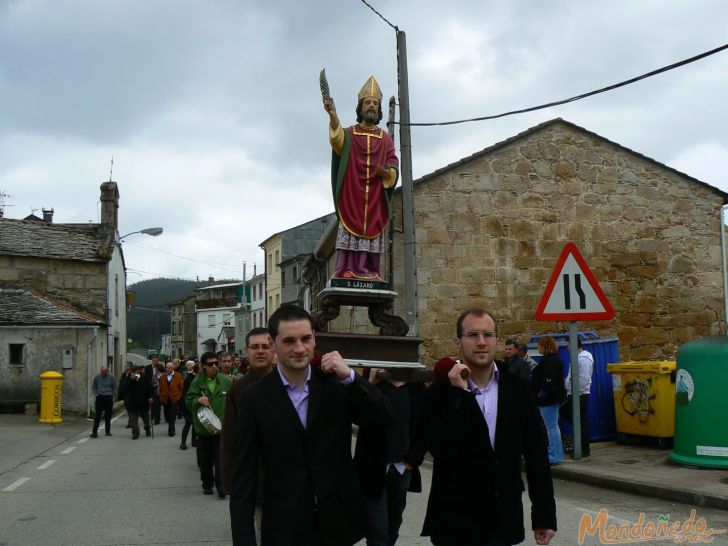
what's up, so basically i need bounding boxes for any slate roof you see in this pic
[0,218,105,262]
[0,288,104,326]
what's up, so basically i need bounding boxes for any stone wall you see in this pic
[0,255,108,320]
[383,120,725,365]
[0,327,105,414]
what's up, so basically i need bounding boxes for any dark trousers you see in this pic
[196,434,221,490]
[163,401,177,434]
[129,409,151,437]
[92,395,114,434]
[364,466,411,546]
[181,410,197,446]
[560,394,591,454]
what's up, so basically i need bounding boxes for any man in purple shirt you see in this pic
[410,308,557,546]
[230,305,394,546]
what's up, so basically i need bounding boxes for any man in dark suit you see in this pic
[230,305,394,546]
[411,308,557,546]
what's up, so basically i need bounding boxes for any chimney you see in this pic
[208,276,215,283]
[42,208,54,223]
[99,182,119,231]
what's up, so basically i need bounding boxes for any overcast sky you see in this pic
[2,0,727,283]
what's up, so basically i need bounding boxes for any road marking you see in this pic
[111,413,124,423]
[60,447,76,455]
[37,459,57,470]
[2,477,31,492]
[77,438,89,444]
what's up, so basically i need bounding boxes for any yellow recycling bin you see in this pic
[39,371,64,424]
[606,361,675,447]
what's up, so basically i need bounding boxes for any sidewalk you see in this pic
[550,439,728,511]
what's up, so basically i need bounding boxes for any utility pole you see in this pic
[396,30,418,336]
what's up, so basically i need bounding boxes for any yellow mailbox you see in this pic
[39,371,64,423]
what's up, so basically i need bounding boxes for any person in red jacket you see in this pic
[159,361,184,437]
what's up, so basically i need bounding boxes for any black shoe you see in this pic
[90,432,98,438]
[126,424,132,429]
[203,487,214,495]
[132,434,139,440]
[105,432,112,437]
[168,431,175,437]
[179,444,187,450]
[154,420,160,425]
[217,490,226,499]
[191,441,197,447]
[145,430,152,437]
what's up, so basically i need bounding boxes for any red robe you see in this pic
[332,125,399,239]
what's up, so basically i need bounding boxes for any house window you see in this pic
[9,344,25,367]
[172,323,177,335]
[223,313,231,325]
[268,253,272,272]
[281,270,286,287]
[293,266,297,280]
[275,250,279,268]
[115,274,119,317]
[208,314,215,327]
[275,294,280,308]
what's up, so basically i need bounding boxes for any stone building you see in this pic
[308,119,726,364]
[0,182,127,413]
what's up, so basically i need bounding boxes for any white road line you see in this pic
[2,477,31,492]
[37,459,57,470]
[77,438,89,444]
[110,413,124,423]
[60,447,76,455]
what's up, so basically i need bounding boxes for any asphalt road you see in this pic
[1,413,728,546]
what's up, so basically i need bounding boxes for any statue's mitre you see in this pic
[358,75,383,102]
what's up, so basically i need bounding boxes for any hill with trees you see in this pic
[126,277,232,350]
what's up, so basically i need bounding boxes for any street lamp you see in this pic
[119,227,164,240]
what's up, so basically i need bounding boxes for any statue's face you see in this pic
[361,97,380,122]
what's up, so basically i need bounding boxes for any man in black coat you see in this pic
[410,309,557,546]
[230,305,395,546]
[353,372,423,546]
[118,365,153,439]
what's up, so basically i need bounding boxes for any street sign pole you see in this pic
[568,320,581,460]
[536,242,616,463]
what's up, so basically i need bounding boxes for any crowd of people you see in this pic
[94,305,600,546]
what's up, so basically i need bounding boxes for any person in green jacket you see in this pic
[186,351,233,498]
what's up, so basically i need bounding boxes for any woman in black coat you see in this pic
[532,336,567,464]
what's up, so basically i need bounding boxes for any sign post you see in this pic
[535,243,615,460]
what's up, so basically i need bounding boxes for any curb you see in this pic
[550,465,728,511]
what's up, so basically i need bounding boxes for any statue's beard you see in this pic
[363,110,378,123]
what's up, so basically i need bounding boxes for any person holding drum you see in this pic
[186,351,233,497]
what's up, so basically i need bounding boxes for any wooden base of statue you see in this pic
[312,284,430,382]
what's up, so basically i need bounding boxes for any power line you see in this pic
[400,41,728,127]
[359,0,398,31]
[123,240,249,275]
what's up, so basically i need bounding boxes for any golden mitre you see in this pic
[358,75,383,102]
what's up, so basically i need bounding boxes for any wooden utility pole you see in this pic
[396,30,418,336]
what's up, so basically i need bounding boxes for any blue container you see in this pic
[528,331,619,441]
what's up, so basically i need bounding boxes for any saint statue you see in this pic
[323,75,399,280]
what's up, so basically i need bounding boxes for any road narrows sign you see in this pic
[535,242,615,321]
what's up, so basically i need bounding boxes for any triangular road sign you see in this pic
[535,242,615,321]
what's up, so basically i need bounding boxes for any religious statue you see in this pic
[322,72,399,281]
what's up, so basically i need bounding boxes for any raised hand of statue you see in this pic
[323,96,339,129]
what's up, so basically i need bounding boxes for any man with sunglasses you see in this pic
[186,351,233,497]
[410,309,557,546]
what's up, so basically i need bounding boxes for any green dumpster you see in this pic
[669,336,728,468]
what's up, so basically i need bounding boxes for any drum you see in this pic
[197,406,222,434]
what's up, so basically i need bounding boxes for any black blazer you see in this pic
[230,367,394,546]
[532,353,566,407]
[353,381,424,497]
[410,366,557,546]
